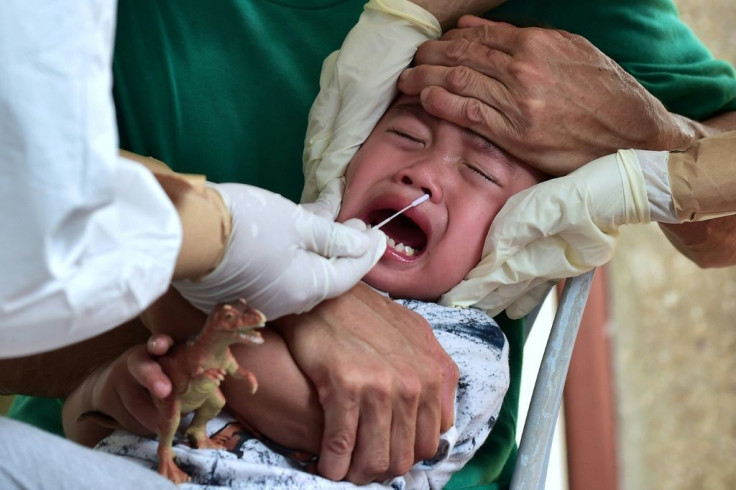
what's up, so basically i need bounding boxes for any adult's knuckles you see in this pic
[418,370,442,399]
[460,96,488,125]
[397,376,422,404]
[444,38,474,63]
[332,367,393,399]
[507,58,545,86]
[419,86,455,118]
[475,24,498,44]
[324,428,356,456]
[515,26,553,53]
[358,455,391,479]
[444,65,476,93]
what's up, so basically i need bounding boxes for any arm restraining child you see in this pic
[62,1,547,488]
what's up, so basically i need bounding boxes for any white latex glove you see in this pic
[173,183,386,320]
[301,0,441,204]
[440,149,651,319]
[300,178,345,220]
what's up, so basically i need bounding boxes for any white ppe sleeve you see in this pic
[0,0,182,358]
[614,142,736,224]
[635,149,679,223]
[301,0,441,204]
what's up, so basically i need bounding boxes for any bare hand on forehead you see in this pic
[398,15,695,175]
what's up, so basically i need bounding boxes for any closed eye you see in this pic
[463,162,500,186]
[388,128,425,145]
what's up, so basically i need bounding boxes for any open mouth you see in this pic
[366,209,428,257]
[238,327,265,345]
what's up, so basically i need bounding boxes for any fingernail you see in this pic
[420,88,429,103]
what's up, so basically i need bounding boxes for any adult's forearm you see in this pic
[658,113,736,267]
[660,217,736,268]
[0,319,149,398]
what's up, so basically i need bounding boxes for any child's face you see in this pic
[337,96,545,301]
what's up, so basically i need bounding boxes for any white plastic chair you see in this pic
[510,269,596,490]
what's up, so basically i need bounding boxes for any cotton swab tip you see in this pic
[411,194,430,207]
[374,193,430,230]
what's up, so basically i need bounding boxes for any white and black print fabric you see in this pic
[96,300,509,490]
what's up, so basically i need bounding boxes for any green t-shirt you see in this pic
[11,0,735,488]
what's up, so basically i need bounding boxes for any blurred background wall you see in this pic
[611,2,736,488]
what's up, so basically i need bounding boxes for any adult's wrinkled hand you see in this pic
[273,282,459,484]
[173,183,386,321]
[441,150,651,318]
[398,15,695,174]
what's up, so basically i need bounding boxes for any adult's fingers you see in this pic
[296,209,372,259]
[345,382,393,484]
[317,229,386,291]
[386,378,421,477]
[416,85,511,150]
[410,38,513,82]
[318,387,360,481]
[412,330,457,463]
[398,62,511,114]
[439,351,460,432]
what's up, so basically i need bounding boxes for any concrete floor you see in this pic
[611,2,736,488]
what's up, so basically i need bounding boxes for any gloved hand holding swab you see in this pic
[374,193,430,230]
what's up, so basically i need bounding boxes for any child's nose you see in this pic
[396,158,446,202]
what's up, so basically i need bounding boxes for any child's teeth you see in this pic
[385,237,416,256]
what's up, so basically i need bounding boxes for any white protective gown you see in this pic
[0,0,182,358]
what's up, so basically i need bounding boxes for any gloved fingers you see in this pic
[296,207,383,259]
[301,178,345,220]
[288,228,386,312]
[315,233,386,295]
[342,217,375,232]
[241,233,385,320]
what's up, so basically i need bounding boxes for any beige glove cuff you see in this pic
[616,149,651,226]
[669,129,736,222]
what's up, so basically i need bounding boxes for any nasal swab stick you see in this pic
[374,194,430,230]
